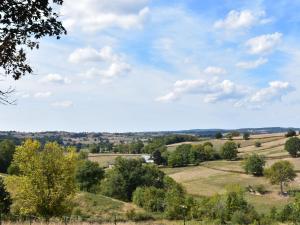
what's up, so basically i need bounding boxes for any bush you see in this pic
[243,154,266,176]
[125,209,153,221]
[133,187,165,212]
[255,185,267,194]
[221,141,238,160]
[254,141,261,148]
[285,137,300,157]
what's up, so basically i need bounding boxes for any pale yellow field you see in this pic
[88,154,143,167]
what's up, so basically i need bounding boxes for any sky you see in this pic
[1,0,300,132]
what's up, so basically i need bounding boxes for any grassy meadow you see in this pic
[163,133,300,214]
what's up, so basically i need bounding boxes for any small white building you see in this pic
[141,154,154,163]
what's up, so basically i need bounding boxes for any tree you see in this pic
[152,149,163,165]
[243,132,250,140]
[75,160,104,192]
[133,186,165,212]
[243,154,266,176]
[215,132,223,139]
[101,158,164,201]
[4,140,78,219]
[264,160,296,195]
[0,177,11,214]
[285,137,300,157]
[286,129,297,138]
[0,139,15,173]
[168,144,193,167]
[221,141,238,160]
[0,0,66,103]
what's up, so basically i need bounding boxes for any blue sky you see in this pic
[1,0,300,132]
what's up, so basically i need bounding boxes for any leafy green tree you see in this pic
[101,158,164,201]
[285,137,300,157]
[243,154,266,176]
[221,141,238,160]
[75,160,104,192]
[4,140,78,218]
[0,177,11,214]
[215,132,223,139]
[0,0,66,103]
[168,144,192,167]
[152,149,163,165]
[0,139,15,173]
[133,187,165,212]
[243,132,250,140]
[264,160,296,195]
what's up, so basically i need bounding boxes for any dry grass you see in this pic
[88,154,142,167]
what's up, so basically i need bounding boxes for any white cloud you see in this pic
[156,78,247,103]
[34,92,52,98]
[69,46,120,64]
[70,46,131,80]
[246,32,282,55]
[158,78,293,108]
[84,62,131,79]
[51,101,73,108]
[214,10,268,30]
[204,66,227,75]
[40,74,71,85]
[236,58,268,69]
[250,81,292,103]
[61,0,150,32]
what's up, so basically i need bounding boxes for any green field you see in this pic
[163,133,300,214]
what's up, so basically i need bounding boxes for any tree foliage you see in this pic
[4,140,78,218]
[243,154,266,176]
[285,137,300,157]
[100,158,164,201]
[0,0,66,103]
[0,139,15,173]
[0,177,11,214]
[243,132,250,140]
[285,129,297,138]
[264,160,296,194]
[221,141,238,160]
[75,160,104,192]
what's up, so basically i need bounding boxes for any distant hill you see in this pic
[0,127,298,145]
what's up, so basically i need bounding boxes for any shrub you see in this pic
[255,185,267,194]
[0,177,11,214]
[254,141,261,148]
[221,141,238,160]
[243,154,266,176]
[133,187,165,212]
[285,137,300,157]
